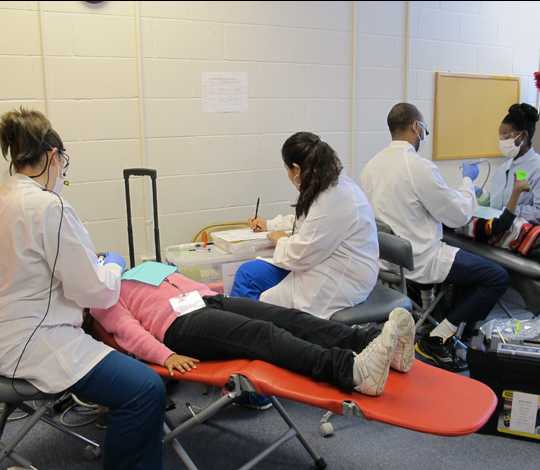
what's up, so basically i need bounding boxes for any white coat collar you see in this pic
[13,173,45,191]
[389,140,416,152]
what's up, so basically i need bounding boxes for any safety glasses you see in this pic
[417,121,430,137]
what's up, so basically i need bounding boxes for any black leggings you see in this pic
[163,295,380,392]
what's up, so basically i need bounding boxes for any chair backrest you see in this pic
[192,222,250,243]
[376,219,394,234]
[378,231,414,271]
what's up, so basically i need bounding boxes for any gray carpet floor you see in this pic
[1,380,539,470]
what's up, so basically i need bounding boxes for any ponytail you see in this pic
[282,131,343,219]
[0,107,63,171]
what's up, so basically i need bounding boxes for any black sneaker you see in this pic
[234,392,273,411]
[415,336,468,372]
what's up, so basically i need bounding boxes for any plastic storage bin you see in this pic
[165,243,274,286]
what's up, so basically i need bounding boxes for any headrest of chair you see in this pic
[378,232,414,271]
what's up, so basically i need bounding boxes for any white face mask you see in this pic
[499,137,521,159]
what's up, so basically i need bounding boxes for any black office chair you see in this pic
[330,232,414,326]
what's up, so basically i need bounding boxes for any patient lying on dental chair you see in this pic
[90,273,415,396]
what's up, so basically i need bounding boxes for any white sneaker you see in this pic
[353,321,397,396]
[388,308,415,373]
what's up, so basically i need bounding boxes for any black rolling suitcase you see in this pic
[123,168,162,268]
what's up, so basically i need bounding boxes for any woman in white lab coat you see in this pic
[230,131,379,320]
[479,103,540,223]
[0,109,165,470]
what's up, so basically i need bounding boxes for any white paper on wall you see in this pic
[202,72,248,113]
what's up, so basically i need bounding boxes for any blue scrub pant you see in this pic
[70,351,166,470]
[230,260,289,299]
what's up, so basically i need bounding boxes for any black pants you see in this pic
[444,249,509,327]
[163,295,380,392]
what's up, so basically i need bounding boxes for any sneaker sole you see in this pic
[414,343,468,372]
[354,323,397,396]
[389,308,415,372]
[415,342,437,363]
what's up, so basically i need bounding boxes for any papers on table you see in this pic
[212,229,270,243]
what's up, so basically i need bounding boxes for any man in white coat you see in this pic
[360,103,509,371]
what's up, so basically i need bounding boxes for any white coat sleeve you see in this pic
[272,205,351,272]
[411,160,477,228]
[267,214,296,232]
[42,200,121,309]
[516,174,540,223]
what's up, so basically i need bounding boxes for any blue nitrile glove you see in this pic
[462,163,479,182]
[474,186,483,197]
[103,252,126,272]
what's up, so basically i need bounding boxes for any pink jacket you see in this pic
[90,274,217,366]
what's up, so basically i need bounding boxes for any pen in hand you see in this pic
[250,197,265,232]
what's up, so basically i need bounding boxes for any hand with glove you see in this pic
[462,163,479,182]
[103,251,126,272]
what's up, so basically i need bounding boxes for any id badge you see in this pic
[169,291,206,316]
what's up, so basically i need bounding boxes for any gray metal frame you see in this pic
[163,374,327,470]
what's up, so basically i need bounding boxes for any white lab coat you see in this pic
[260,175,379,319]
[488,148,540,224]
[360,141,476,284]
[0,175,121,393]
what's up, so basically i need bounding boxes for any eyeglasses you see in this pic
[417,121,430,136]
[58,150,70,175]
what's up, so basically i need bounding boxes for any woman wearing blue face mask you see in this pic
[478,103,540,224]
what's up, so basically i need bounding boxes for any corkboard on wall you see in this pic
[433,72,520,161]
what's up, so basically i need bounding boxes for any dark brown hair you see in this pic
[0,108,63,171]
[282,131,343,219]
[502,103,539,146]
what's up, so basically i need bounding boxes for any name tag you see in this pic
[169,291,206,316]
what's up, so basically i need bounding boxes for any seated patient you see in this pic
[91,274,415,397]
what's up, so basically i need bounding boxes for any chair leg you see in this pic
[270,397,327,469]
[319,410,335,437]
[0,441,35,468]
[0,403,15,438]
[414,290,446,330]
[0,404,48,465]
[18,402,101,454]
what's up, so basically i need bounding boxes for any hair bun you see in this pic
[520,103,539,123]
[0,111,21,159]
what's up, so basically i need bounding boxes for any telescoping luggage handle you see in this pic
[123,168,161,268]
